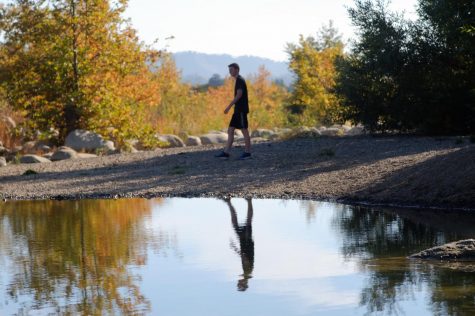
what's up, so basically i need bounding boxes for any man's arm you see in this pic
[224,89,242,114]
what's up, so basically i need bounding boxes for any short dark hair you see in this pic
[228,63,240,71]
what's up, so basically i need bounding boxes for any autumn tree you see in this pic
[286,21,345,126]
[247,66,289,129]
[0,0,161,145]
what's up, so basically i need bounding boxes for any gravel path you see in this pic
[1,135,474,210]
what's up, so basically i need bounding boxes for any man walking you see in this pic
[215,63,252,160]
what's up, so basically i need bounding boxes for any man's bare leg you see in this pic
[225,127,235,153]
[242,128,251,153]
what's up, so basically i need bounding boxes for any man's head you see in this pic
[228,63,240,77]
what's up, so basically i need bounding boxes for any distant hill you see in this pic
[171,51,293,86]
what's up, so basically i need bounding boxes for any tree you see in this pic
[0,0,161,144]
[336,0,475,134]
[286,21,345,126]
[208,73,224,87]
[247,66,289,129]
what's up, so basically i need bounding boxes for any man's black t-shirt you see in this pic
[234,75,249,113]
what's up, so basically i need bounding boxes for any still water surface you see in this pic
[1,198,475,315]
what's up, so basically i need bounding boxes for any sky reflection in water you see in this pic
[1,198,475,315]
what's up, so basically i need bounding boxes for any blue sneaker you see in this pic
[215,151,230,158]
[239,152,252,160]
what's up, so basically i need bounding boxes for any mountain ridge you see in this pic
[171,51,293,85]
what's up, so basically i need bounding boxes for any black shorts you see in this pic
[229,112,248,129]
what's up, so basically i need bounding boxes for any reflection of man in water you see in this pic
[223,197,254,291]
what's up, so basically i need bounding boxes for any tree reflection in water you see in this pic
[222,197,255,292]
[333,205,475,315]
[0,199,171,315]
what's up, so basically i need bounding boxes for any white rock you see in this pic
[65,129,115,152]
[342,125,352,132]
[186,136,202,146]
[43,153,53,159]
[51,147,78,161]
[200,133,228,145]
[0,157,6,167]
[155,134,186,148]
[20,155,51,164]
[234,130,244,138]
[320,127,342,136]
[347,126,365,136]
[251,129,275,138]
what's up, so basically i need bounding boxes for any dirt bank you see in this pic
[0,135,474,210]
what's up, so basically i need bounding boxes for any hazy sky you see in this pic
[125,0,418,61]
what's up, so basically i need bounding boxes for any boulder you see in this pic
[410,239,475,260]
[20,155,51,164]
[346,126,365,136]
[251,129,275,138]
[296,127,321,138]
[341,125,352,132]
[42,153,53,159]
[0,157,6,167]
[320,127,343,136]
[51,147,78,161]
[186,136,202,146]
[65,129,115,152]
[200,133,228,145]
[155,134,186,148]
[234,130,244,138]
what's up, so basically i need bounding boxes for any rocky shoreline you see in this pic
[1,135,474,210]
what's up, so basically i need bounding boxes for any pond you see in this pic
[1,198,475,315]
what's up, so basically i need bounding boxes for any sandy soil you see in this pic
[0,135,474,210]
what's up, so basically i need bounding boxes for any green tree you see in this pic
[0,0,161,144]
[208,73,225,87]
[336,0,475,134]
[286,21,345,126]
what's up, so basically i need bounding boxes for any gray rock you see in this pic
[42,153,54,159]
[341,125,352,132]
[251,129,275,138]
[65,129,116,152]
[20,155,51,164]
[410,239,475,260]
[156,134,186,148]
[0,157,6,167]
[234,130,244,138]
[200,133,228,145]
[186,136,202,146]
[346,126,365,136]
[51,147,78,161]
[320,127,343,136]
[295,127,321,138]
